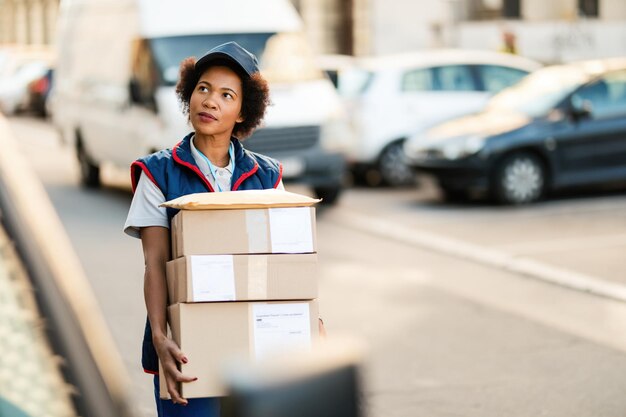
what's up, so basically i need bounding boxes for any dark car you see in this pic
[405,58,626,204]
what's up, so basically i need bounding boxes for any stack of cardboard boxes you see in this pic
[159,190,321,399]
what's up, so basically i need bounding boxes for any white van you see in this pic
[52,0,350,203]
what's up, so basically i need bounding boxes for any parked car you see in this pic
[405,58,626,204]
[0,45,54,115]
[51,0,350,204]
[333,50,541,186]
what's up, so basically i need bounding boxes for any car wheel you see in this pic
[494,152,545,204]
[378,141,416,187]
[314,185,342,205]
[77,143,101,188]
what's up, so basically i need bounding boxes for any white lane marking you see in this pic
[329,209,626,303]
[497,233,626,254]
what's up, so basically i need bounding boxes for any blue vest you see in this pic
[131,132,283,374]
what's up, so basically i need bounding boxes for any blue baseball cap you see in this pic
[195,42,260,77]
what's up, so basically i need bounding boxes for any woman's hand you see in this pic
[153,333,197,405]
[140,226,194,405]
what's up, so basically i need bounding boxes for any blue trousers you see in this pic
[153,375,220,417]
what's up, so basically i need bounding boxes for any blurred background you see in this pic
[1,0,626,416]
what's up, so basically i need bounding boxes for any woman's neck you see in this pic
[194,133,231,168]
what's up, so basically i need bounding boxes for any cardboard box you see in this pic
[161,300,319,399]
[171,207,317,257]
[166,254,318,303]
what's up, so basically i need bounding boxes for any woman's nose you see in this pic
[202,93,217,109]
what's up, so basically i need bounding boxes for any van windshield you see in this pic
[151,33,274,85]
[150,33,323,85]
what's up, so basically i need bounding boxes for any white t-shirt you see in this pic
[124,137,284,238]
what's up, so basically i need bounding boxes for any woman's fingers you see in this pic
[164,367,198,405]
[167,341,189,364]
[165,376,188,406]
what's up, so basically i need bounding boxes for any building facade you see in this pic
[294,0,626,63]
[1,0,625,63]
[0,0,59,45]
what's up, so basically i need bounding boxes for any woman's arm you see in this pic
[140,226,196,405]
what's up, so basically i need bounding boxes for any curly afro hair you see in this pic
[175,57,270,139]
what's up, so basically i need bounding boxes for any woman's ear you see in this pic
[236,113,245,123]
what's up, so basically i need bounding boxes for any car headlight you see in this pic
[441,135,486,160]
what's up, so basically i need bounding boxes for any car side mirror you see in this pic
[569,95,592,120]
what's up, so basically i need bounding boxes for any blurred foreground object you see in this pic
[406,57,626,204]
[321,50,541,187]
[0,116,138,416]
[222,338,364,417]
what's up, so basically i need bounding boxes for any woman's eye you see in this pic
[199,86,208,92]
[223,92,233,99]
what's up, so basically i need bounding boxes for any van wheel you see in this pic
[493,152,545,204]
[77,144,101,188]
[378,141,415,187]
[314,186,341,205]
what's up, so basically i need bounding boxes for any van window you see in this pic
[150,33,274,85]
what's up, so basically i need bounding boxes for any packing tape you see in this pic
[247,256,268,300]
[245,210,269,253]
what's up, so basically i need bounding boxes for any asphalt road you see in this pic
[8,115,626,417]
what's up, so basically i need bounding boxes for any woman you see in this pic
[124,42,285,415]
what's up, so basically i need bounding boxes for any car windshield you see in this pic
[150,32,322,85]
[486,66,589,117]
[336,68,373,98]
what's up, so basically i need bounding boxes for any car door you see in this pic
[554,70,626,186]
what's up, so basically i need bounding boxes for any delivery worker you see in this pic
[123,42,289,416]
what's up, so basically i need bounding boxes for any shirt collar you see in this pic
[190,135,233,176]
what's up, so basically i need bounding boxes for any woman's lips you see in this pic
[198,112,217,123]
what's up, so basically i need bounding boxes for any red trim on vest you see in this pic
[273,163,283,189]
[232,162,259,191]
[172,142,215,192]
[144,368,159,375]
[130,161,160,194]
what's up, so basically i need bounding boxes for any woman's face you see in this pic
[189,65,244,138]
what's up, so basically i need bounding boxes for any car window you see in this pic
[572,70,626,119]
[434,65,476,91]
[476,65,529,93]
[402,67,435,91]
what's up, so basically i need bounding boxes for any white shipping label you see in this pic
[190,255,236,301]
[268,207,314,253]
[252,303,311,359]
